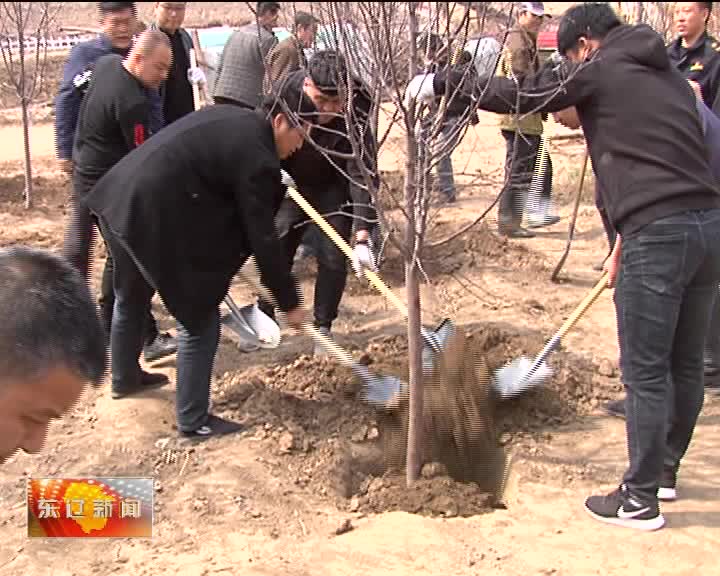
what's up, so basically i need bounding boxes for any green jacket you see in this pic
[496,27,544,135]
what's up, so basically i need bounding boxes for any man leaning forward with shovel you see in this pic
[84,82,316,440]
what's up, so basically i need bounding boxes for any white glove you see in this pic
[187,66,207,85]
[403,73,436,108]
[280,169,296,188]
[351,241,377,278]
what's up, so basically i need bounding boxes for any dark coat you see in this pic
[84,105,301,332]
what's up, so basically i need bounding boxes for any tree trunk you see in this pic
[21,96,32,209]
[405,1,423,487]
[17,16,33,209]
[404,138,423,486]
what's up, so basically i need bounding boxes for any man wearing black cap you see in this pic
[213,2,281,109]
[258,50,379,355]
[84,82,315,439]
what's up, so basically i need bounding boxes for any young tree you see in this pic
[289,1,511,484]
[0,2,61,208]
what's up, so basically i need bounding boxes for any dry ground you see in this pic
[0,104,718,574]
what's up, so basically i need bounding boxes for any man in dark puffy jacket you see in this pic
[469,3,720,532]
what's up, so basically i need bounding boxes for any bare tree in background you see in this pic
[0,2,61,208]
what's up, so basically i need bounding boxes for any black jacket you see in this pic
[73,54,151,179]
[476,24,720,236]
[84,105,300,332]
[280,69,378,231]
[667,32,720,114]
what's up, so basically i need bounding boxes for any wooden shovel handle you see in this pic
[237,262,355,368]
[555,272,609,342]
[286,187,410,318]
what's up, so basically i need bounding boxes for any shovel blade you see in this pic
[492,356,553,399]
[353,363,407,409]
[221,301,281,352]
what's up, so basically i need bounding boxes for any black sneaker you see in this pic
[603,398,626,419]
[705,368,720,390]
[111,371,169,399]
[657,468,677,502]
[143,332,178,363]
[179,414,244,441]
[584,485,665,531]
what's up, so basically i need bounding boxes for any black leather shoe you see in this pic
[112,371,168,399]
[143,332,178,363]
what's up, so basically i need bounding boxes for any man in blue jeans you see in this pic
[470,3,720,531]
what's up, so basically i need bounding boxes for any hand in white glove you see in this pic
[187,66,207,86]
[280,169,296,188]
[403,73,436,108]
[351,241,377,278]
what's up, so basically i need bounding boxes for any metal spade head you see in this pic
[492,356,554,400]
[222,300,281,353]
[354,363,407,410]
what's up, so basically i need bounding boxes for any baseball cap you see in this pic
[518,2,552,18]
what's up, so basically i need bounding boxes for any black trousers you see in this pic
[62,170,159,344]
[258,190,354,329]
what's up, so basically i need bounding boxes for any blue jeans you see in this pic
[616,208,720,502]
[101,221,219,431]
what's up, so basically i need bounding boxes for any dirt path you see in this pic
[0,121,718,575]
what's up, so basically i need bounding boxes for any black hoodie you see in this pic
[476,24,720,236]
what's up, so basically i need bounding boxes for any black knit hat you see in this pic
[308,50,348,96]
[262,75,319,125]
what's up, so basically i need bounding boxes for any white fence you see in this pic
[0,34,95,55]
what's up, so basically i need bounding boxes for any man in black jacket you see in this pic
[258,50,379,356]
[151,2,206,125]
[84,83,314,439]
[62,30,175,369]
[471,3,720,531]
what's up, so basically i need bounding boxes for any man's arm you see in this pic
[54,44,91,162]
[238,163,301,312]
[476,59,594,116]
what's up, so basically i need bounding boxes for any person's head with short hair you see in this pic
[0,246,107,465]
[517,1,551,35]
[304,50,347,125]
[98,2,137,50]
[124,29,173,89]
[294,11,318,49]
[674,2,713,47]
[257,2,281,31]
[154,2,187,36]
[557,2,622,62]
[262,77,317,159]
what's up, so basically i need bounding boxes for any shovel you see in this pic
[238,262,407,409]
[284,187,447,357]
[493,273,609,399]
